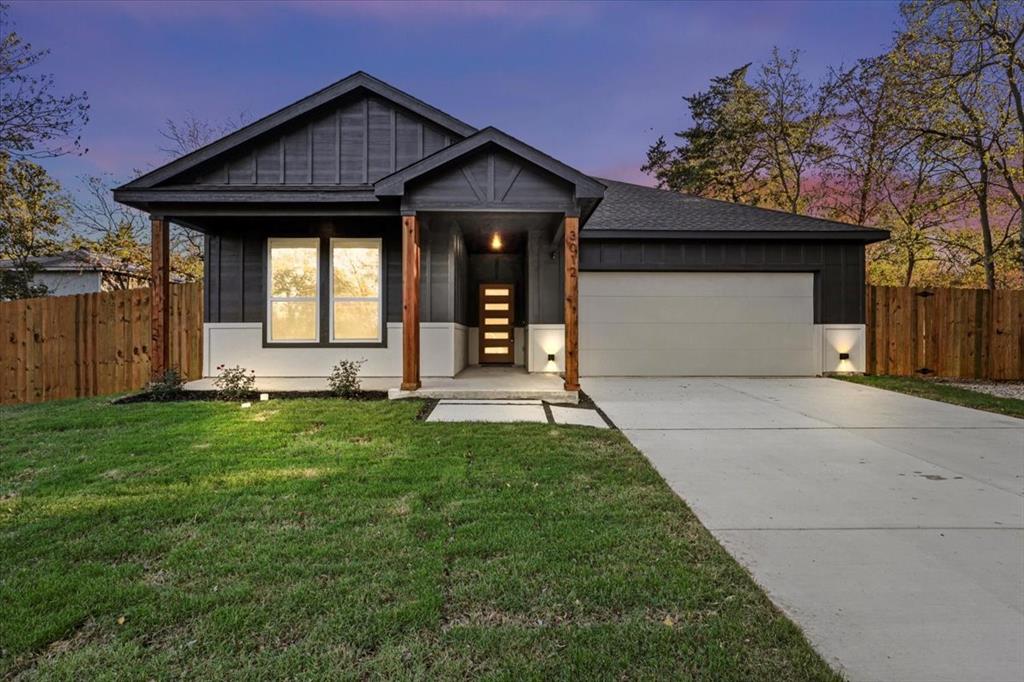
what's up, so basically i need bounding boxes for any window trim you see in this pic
[329,237,384,344]
[266,237,320,344]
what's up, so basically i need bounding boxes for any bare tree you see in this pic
[0,2,89,158]
[757,48,836,214]
[158,111,250,158]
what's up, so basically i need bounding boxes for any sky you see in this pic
[10,0,902,200]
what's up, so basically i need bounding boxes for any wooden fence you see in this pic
[866,285,1024,380]
[0,283,203,405]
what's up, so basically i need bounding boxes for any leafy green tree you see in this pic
[643,65,770,204]
[0,153,69,298]
[890,0,1021,289]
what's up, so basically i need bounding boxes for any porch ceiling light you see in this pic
[490,233,503,251]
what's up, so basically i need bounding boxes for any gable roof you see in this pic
[584,179,889,241]
[119,71,477,191]
[374,127,606,201]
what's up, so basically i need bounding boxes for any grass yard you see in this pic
[1,398,836,680]
[837,374,1024,420]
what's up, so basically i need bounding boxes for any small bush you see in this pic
[328,358,365,398]
[148,368,185,401]
[214,364,256,401]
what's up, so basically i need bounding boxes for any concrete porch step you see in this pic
[388,387,578,404]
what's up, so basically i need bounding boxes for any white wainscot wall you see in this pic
[815,324,866,374]
[526,324,565,373]
[204,322,463,378]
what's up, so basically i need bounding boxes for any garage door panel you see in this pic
[580,322,814,351]
[581,349,815,376]
[579,272,816,376]
[580,296,812,325]
[579,271,814,298]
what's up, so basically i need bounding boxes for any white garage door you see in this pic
[579,272,816,376]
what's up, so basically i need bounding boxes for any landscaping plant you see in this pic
[147,368,185,401]
[327,358,365,397]
[213,364,255,401]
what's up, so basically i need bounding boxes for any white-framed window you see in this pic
[330,238,382,343]
[267,237,320,343]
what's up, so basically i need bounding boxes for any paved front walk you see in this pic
[586,377,1024,682]
[426,399,609,427]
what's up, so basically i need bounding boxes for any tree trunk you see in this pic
[904,249,915,287]
[976,164,996,289]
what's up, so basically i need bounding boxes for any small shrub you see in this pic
[148,368,185,401]
[214,364,256,401]
[328,358,365,398]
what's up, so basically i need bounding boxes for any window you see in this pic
[331,238,382,342]
[268,238,319,342]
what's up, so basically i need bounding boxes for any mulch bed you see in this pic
[113,390,388,404]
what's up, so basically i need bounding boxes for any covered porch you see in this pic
[127,128,603,403]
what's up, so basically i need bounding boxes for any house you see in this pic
[0,248,150,297]
[113,72,887,397]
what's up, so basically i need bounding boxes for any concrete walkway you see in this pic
[585,377,1024,682]
[426,399,608,427]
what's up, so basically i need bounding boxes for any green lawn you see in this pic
[1,398,836,680]
[837,374,1024,419]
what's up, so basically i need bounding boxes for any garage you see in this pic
[579,271,816,376]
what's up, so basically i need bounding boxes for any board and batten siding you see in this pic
[579,239,866,324]
[186,94,457,187]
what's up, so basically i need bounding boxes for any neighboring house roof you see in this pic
[0,249,150,278]
[584,179,889,241]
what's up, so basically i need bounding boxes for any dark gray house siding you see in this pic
[403,147,577,213]
[579,238,866,324]
[203,218,568,336]
[183,94,459,188]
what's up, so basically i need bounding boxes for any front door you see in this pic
[479,283,514,364]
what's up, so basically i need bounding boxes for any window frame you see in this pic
[266,237,321,344]
[329,237,384,344]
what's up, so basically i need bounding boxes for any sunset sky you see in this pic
[12,0,902,198]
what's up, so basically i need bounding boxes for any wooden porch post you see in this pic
[150,215,170,380]
[563,214,580,391]
[401,214,421,390]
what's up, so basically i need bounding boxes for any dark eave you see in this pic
[114,185,379,207]
[581,228,890,243]
[117,72,477,191]
[373,127,607,201]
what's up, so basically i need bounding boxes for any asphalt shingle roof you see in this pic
[585,178,888,238]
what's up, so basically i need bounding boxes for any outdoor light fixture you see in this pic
[490,233,503,251]
[839,352,850,360]
[547,353,556,362]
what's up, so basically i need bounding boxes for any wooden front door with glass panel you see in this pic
[479,284,514,363]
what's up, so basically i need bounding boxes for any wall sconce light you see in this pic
[838,352,850,360]
[547,353,556,362]
[490,233,503,251]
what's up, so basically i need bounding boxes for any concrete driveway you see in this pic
[585,377,1024,682]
